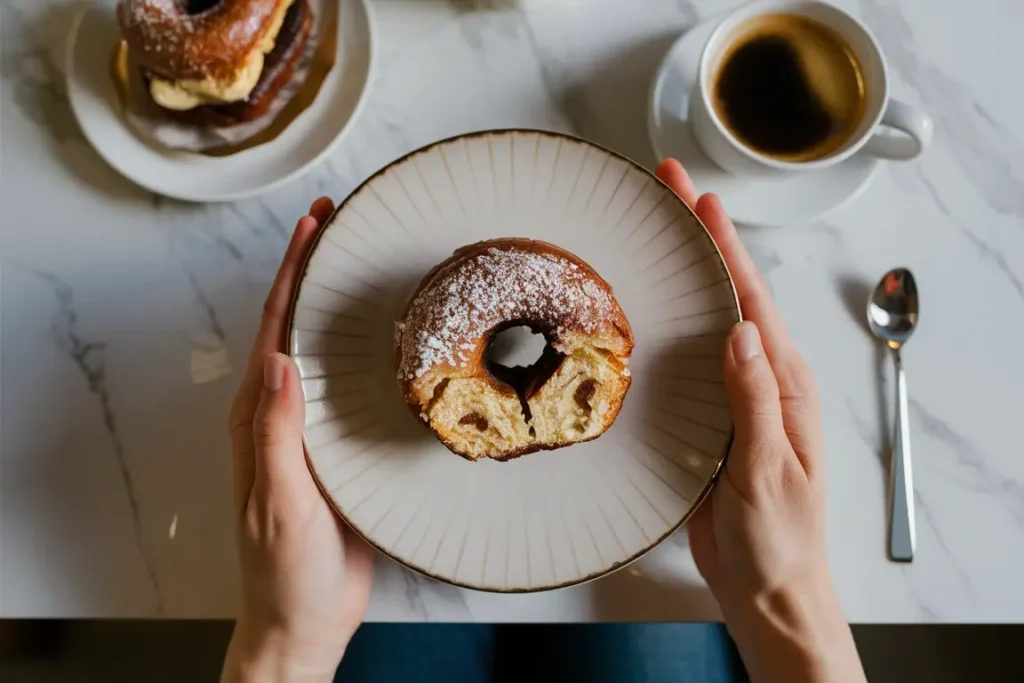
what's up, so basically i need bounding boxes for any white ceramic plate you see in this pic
[290,131,739,591]
[648,19,878,227]
[65,0,374,202]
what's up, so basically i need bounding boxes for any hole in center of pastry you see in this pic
[485,325,546,369]
[183,0,221,15]
[484,324,566,426]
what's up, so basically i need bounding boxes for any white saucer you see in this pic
[66,0,375,203]
[647,20,878,227]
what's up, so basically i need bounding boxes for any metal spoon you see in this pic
[867,268,919,562]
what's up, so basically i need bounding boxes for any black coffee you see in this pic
[712,14,866,162]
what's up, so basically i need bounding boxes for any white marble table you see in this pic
[2,0,1023,622]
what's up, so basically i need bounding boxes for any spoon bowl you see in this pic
[868,268,919,349]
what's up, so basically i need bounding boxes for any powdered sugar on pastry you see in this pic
[397,246,615,381]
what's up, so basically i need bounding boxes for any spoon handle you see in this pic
[890,349,916,562]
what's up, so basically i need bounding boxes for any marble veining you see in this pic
[912,168,1024,305]
[910,399,1024,528]
[39,270,164,615]
[858,0,1024,219]
[184,269,228,345]
[1,0,1023,621]
[913,492,976,603]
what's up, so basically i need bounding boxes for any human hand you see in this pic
[655,160,864,683]
[223,198,374,683]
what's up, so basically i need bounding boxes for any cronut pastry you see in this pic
[117,0,312,125]
[395,239,634,461]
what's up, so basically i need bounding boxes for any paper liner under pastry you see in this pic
[111,0,337,157]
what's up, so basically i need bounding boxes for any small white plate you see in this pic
[648,19,878,227]
[66,0,374,203]
[290,131,739,592]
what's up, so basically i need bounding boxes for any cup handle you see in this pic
[862,99,934,161]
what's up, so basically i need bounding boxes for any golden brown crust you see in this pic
[449,239,632,343]
[405,238,632,340]
[395,238,634,460]
[149,0,311,126]
[117,0,289,82]
[396,238,634,402]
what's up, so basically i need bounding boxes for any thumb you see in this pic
[723,322,788,472]
[252,352,313,493]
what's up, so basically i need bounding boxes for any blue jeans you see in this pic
[337,624,748,683]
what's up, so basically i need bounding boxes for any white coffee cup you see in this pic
[690,0,933,176]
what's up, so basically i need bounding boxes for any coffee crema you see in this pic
[711,13,867,163]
